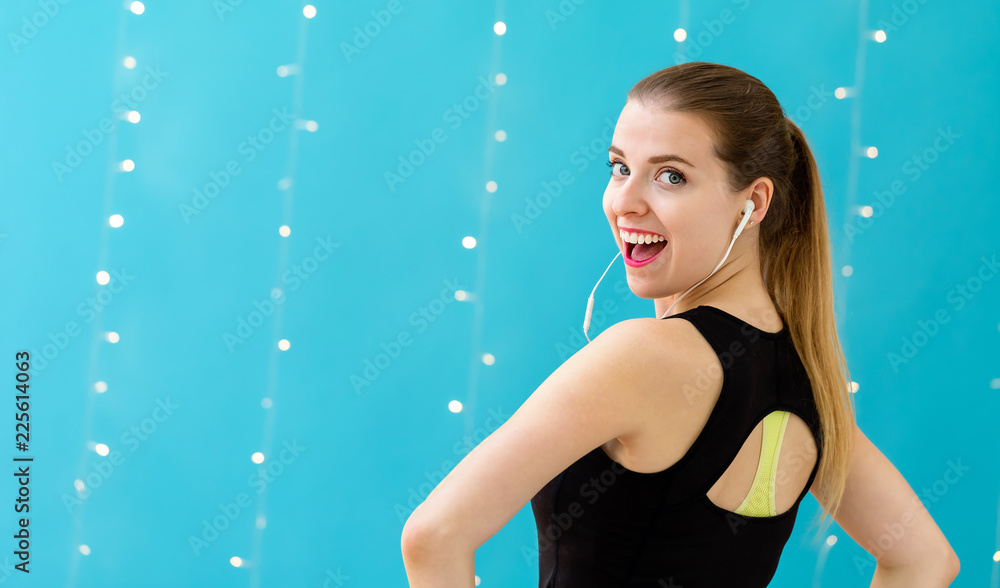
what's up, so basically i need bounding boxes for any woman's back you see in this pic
[529,304,822,587]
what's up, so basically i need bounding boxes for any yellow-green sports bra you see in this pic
[733,410,792,517]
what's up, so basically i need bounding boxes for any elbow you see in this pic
[875,544,960,586]
[400,512,454,564]
[400,516,433,564]
[919,547,961,586]
[932,542,960,585]
[401,511,476,567]
[943,550,960,584]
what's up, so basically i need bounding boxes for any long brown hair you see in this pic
[627,61,856,538]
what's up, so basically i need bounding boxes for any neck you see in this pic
[653,247,766,319]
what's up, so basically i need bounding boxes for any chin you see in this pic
[624,275,668,300]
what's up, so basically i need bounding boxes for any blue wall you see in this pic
[0,0,996,586]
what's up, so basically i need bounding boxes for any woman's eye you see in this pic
[662,170,686,185]
[607,160,628,176]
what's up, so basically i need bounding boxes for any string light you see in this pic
[241,9,314,585]
[451,13,508,502]
[67,7,312,585]
[816,3,880,578]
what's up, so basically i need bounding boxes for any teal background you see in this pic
[0,0,996,586]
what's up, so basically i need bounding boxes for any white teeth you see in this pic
[619,229,666,244]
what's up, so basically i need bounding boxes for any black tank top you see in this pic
[529,304,824,587]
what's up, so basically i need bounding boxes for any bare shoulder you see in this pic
[621,316,724,402]
[599,317,725,472]
[600,317,713,380]
[596,317,720,405]
[564,316,715,415]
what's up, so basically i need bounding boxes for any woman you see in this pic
[400,62,960,587]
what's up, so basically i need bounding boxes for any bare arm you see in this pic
[810,424,960,586]
[400,318,687,585]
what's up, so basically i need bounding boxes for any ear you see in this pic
[746,177,775,224]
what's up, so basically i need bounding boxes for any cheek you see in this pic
[602,192,615,221]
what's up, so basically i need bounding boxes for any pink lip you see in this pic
[619,226,668,268]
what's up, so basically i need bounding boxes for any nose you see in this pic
[608,176,649,218]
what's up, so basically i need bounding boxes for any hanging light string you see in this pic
[462,2,507,443]
[67,4,135,587]
[247,6,313,588]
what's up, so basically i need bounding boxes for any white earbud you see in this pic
[583,200,755,342]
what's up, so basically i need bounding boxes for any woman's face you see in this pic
[602,100,751,300]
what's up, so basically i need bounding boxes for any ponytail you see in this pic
[766,117,857,536]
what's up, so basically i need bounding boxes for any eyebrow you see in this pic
[608,145,696,169]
